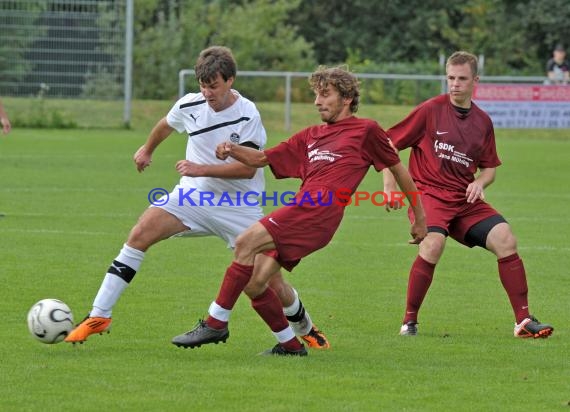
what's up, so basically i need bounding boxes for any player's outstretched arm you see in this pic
[388,162,427,244]
[134,117,174,172]
[175,159,256,179]
[216,142,269,168]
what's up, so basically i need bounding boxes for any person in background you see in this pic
[546,44,569,85]
[0,99,11,134]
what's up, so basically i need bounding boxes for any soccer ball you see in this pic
[27,299,74,344]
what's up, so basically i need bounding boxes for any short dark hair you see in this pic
[446,51,478,76]
[194,46,237,84]
[309,66,360,113]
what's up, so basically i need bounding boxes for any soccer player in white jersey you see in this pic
[65,46,329,349]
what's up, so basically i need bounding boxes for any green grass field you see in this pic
[1,101,569,411]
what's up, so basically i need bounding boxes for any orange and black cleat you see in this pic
[301,325,330,349]
[64,316,112,344]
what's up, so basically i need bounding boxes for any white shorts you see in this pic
[152,184,264,248]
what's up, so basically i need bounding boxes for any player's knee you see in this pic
[486,222,518,256]
[127,217,168,251]
[234,232,248,251]
[492,230,517,254]
[244,279,266,299]
[126,225,150,251]
[233,234,256,263]
[268,278,290,304]
[504,231,517,249]
[419,236,445,263]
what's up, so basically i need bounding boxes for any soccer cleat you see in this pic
[514,315,553,338]
[64,316,112,344]
[171,319,229,348]
[399,321,418,336]
[260,343,308,357]
[301,325,330,349]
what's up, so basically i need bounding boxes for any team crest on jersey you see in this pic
[229,133,240,143]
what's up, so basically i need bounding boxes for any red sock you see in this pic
[251,288,303,351]
[498,253,529,323]
[280,337,304,352]
[403,255,436,324]
[206,261,252,329]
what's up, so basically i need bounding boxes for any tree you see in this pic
[291,0,570,75]
[133,0,315,99]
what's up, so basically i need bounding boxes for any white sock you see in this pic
[283,288,313,336]
[114,243,145,272]
[209,301,231,322]
[273,326,296,343]
[283,288,301,316]
[91,274,128,317]
[90,244,145,318]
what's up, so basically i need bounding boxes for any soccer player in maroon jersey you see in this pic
[384,51,553,339]
[171,66,428,355]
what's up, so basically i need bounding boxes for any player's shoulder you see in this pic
[405,94,445,117]
[233,91,261,116]
[429,94,449,106]
[359,117,386,132]
[341,116,377,127]
[339,117,388,138]
[470,101,494,128]
[174,92,207,110]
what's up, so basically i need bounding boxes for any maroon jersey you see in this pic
[388,94,501,195]
[265,116,400,194]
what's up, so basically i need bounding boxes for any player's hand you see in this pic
[383,188,403,212]
[465,181,485,203]
[1,117,11,134]
[408,219,427,244]
[216,142,233,160]
[175,160,204,177]
[133,146,152,172]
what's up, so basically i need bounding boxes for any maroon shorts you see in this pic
[408,186,501,247]
[260,191,345,271]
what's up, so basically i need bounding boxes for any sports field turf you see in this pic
[0,101,569,411]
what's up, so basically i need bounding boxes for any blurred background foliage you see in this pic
[2,0,569,105]
[131,0,570,100]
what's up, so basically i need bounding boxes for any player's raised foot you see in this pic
[399,321,418,336]
[64,316,112,344]
[260,343,308,357]
[514,315,553,339]
[171,319,229,348]
[301,325,330,349]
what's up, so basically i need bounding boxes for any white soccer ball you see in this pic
[27,299,74,344]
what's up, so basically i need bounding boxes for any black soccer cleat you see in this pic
[259,343,308,356]
[514,315,553,338]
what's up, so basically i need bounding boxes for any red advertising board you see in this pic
[473,84,570,128]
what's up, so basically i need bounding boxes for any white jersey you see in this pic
[166,90,266,201]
